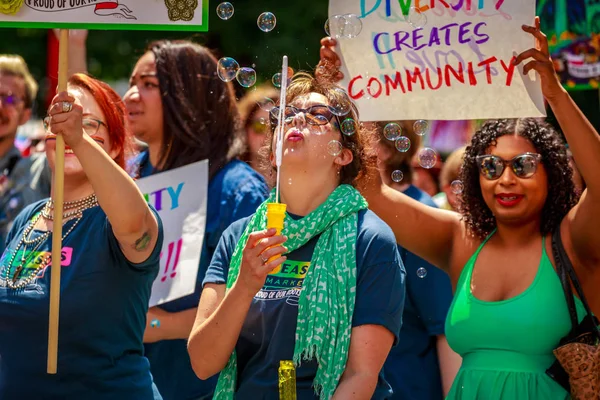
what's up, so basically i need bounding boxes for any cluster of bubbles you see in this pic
[217,57,256,88]
[451,180,464,194]
[325,14,363,39]
[416,267,428,279]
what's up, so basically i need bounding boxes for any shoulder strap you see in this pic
[552,227,600,338]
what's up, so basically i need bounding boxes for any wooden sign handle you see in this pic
[47,28,68,375]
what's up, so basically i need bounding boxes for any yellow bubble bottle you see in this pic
[266,203,287,274]
[278,360,297,400]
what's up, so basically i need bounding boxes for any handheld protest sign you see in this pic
[0,1,208,31]
[328,0,545,121]
[0,0,208,375]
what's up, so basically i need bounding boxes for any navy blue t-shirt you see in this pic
[0,200,164,400]
[382,185,454,400]
[203,209,406,399]
[137,153,270,400]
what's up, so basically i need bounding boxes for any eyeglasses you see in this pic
[0,92,23,107]
[476,153,542,180]
[270,105,341,127]
[249,119,269,135]
[43,117,108,137]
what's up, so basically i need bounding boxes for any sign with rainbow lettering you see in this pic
[329,0,545,121]
[0,0,208,31]
[136,160,208,307]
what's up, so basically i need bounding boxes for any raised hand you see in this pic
[316,37,344,83]
[514,16,565,101]
[46,92,85,150]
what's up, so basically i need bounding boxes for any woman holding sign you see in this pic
[123,41,270,400]
[0,73,163,399]
[188,72,406,399]
[324,18,600,399]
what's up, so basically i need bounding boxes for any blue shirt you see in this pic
[0,200,164,400]
[204,209,406,399]
[382,185,454,400]
[137,152,270,400]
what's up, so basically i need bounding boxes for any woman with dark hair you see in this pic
[123,41,269,400]
[0,73,163,399]
[323,18,600,399]
[188,72,405,399]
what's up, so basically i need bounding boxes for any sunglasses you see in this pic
[249,119,269,135]
[476,153,542,180]
[269,105,341,127]
[44,117,108,137]
[0,92,23,107]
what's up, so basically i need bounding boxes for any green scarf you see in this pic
[214,184,368,399]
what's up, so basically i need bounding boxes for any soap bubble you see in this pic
[216,2,234,20]
[383,122,402,141]
[408,7,427,28]
[257,12,277,32]
[341,118,357,136]
[395,136,411,152]
[413,119,429,136]
[451,180,464,194]
[417,147,438,169]
[327,140,343,156]
[217,57,239,82]
[236,67,257,88]
[328,87,352,116]
[272,73,282,88]
[324,18,330,36]
[329,14,363,39]
[258,97,276,112]
[391,170,404,183]
[416,267,428,278]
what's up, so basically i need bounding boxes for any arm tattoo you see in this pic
[133,231,152,252]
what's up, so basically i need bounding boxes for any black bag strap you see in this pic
[551,227,600,339]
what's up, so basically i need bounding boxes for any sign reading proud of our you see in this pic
[136,160,208,307]
[330,0,545,121]
[0,0,208,31]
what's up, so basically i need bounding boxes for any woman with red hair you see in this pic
[0,73,164,400]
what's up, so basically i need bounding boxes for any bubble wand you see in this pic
[266,56,289,269]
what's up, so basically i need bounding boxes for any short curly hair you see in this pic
[459,118,577,239]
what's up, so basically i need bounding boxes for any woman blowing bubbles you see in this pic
[324,18,600,399]
[0,74,163,399]
[188,72,406,399]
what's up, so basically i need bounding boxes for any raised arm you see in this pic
[48,92,158,263]
[515,18,600,262]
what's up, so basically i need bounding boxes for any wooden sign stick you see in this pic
[47,28,69,375]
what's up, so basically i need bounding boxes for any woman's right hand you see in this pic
[235,229,287,298]
[316,37,344,82]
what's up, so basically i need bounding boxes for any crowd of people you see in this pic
[0,16,598,400]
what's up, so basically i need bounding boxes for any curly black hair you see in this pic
[459,118,578,240]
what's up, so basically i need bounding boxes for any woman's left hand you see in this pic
[47,91,85,149]
[514,16,565,102]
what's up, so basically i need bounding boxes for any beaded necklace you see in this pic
[2,194,99,290]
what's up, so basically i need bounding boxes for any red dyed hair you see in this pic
[68,73,132,169]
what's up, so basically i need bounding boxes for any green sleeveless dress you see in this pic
[445,232,585,399]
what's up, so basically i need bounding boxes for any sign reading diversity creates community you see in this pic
[329,0,545,121]
[136,160,208,307]
[0,0,208,31]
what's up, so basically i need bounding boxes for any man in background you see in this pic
[0,55,50,253]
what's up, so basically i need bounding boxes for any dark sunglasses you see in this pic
[476,152,542,180]
[0,93,23,107]
[43,117,108,137]
[269,105,341,127]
